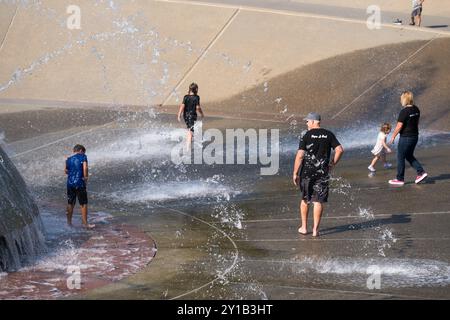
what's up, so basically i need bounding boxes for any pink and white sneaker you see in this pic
[389,179,404,186]
[415,172,428,184]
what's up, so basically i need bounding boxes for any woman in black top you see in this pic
[388,91,427,186]
[177,83,205,148]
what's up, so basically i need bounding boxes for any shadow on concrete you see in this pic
[428,25,449,28]
[424,174,450,184]
[320,214,411,236]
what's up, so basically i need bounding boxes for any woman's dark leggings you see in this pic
[396,136,425,181]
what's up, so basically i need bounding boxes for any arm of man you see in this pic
[390,122,403,144]
[331,145,344,167]
[65,157,68,175]
[329,132,343,170]
[293,150,304,186]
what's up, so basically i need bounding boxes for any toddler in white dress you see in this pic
[368,123,392,172]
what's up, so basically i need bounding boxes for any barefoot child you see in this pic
[65,144,95,229]
[368,123,392,172]
[177,83,205,149]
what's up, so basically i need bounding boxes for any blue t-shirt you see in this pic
[66,153,88,188]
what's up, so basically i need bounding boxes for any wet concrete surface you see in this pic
[1,107,449,300]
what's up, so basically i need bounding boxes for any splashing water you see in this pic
[107,179,237,203]
[288,256,450,288]
[358,207,398,257]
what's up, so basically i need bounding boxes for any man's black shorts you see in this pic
[67,186,88,206]
[300,176,329,203]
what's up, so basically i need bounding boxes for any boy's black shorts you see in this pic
[300,176,329,203]
[67,186,88,206]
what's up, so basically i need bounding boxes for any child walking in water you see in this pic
[65,144,95,229]
[368,123,392,172]
[177,83,204,149]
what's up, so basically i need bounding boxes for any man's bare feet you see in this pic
[312,230,320,237]
[298,226,308,235]
[83,224,96,229]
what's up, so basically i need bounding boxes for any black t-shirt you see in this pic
[298,128,341,178]
[183,95,200,119]
[398,105,420,137]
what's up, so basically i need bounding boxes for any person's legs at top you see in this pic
[410,10,416,25]
[298,200,309,234]
[312,202,323,237]
[416,8,422,27]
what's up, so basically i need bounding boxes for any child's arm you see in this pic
[83,161,89,184]
[177,104,185,122]
[64,157,68,175]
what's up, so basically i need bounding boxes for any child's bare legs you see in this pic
[67,204,74,226]
[81,205,95,229]
[186,130,193,150]
[298,200,309,234]
[370,155,380,168]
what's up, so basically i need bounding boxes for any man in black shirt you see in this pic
[293,112,344,237]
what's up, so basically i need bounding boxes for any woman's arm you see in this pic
[382,136,392,152]
[389,122,403,144]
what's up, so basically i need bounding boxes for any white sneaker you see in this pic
[384,163,392,169]
[415,172,428,184]
[368,165,376,172]
[389,179,405,186]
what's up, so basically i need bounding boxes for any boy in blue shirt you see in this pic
[65,144,94,229]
